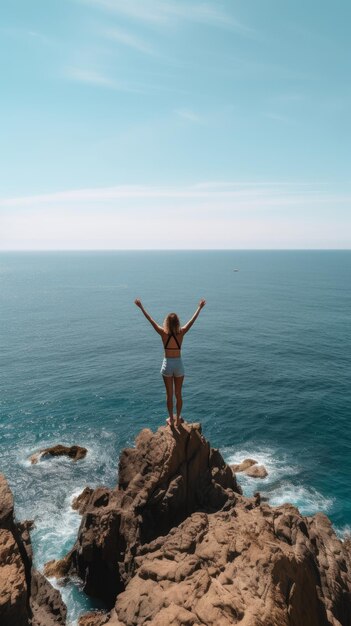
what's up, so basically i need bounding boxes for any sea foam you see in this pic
[223,445,333,516]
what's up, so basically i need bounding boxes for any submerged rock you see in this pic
[0,474,66,626]
[231,457,268,478]
[230,458,257,472]
[30,444,87,464]
[48,422,351,626]
[244,464,268,478]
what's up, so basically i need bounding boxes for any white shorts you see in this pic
[160,357,184,377]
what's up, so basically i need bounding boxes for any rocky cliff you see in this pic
[0,474,66,626]
[48,422,351,626]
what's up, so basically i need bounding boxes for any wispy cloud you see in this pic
[0,26,54,46]
[0,182,348,209]
[64,66,142,92]
[264,112,296,125]
[83,0,253,34]
[175,108,204,124]
[102,27,154,55]
[65,67,116,87]
[27,30,53,45]
[1,182,349,249]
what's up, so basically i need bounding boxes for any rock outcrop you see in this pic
[230,458,257,472]
[49,423,241,605]
[231,458,268,478]
[30,444,87,464]
[0,475,66,626]
[49,422,351,626]
[107,504,351,626]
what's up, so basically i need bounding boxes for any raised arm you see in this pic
[134,299,163,334]
[181,299,206,334]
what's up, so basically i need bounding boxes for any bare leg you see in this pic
[162,375,174,425]
[174,375,184,426]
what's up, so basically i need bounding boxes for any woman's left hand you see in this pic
[134,298,142,308]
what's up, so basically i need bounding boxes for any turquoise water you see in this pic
[1,251,350,623]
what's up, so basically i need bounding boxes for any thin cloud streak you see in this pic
[1,183,349,250]
[83,0,253,35]
[65,67,117,88]
[64,67,143,92]
[103,27,155,55]
[1,210,349,250]
[175,108,204,124]
[0,183,349,215]
[0,182,338,207]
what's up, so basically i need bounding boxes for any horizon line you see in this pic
[1,248,350,253]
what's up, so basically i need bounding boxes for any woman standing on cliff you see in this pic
[134,299,206,428]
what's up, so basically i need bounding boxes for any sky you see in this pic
[0,0,350,249]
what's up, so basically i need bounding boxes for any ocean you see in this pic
[1,250,350,624]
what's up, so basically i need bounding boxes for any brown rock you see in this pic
[78,612,111,626]
[0,474,66,626]
[243,464,268,478]
[30,570,66,626]
[68,423,351,626]
[30,444,87,464]
[0,476,15,529]
[43,555,71,580]
[230,458,268,478]
[0,528,28,626]
[58,423,241,606]
[108,503,351,626]
[230,458,257,472]
[72,487,94,514]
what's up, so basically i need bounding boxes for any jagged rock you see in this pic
[105,504,351,626]
[53,423,241,606]
[62,422,351,626]
[30,444,87,464]
[72,487,94,514]
[78,612,111,626]
[0,474,66,626]
[30,570,66,626]
[43,555,71,580]
[0,528,28,626]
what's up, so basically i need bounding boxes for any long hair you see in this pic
[163,312,181,335]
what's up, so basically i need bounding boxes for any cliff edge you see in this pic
[50,422,351,626]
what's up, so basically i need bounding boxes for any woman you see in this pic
[134,299,206,427]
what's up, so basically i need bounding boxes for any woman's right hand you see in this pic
[134,298,142,308]
[199,299,206,309]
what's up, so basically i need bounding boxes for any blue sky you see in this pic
[0,0,350,248]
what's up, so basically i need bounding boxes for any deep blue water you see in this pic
[1,251,350,624]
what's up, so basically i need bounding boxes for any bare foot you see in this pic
[166,417,174,427]
[175,416,184,427]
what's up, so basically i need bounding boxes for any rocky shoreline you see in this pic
[0,474,66,626]
[1,422,351,625]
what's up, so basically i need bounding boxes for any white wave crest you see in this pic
[265,482,334,515]
[222,444,333,517]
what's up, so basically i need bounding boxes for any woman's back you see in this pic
[163,331,183,358]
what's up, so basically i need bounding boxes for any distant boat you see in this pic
[233,268,239,272]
